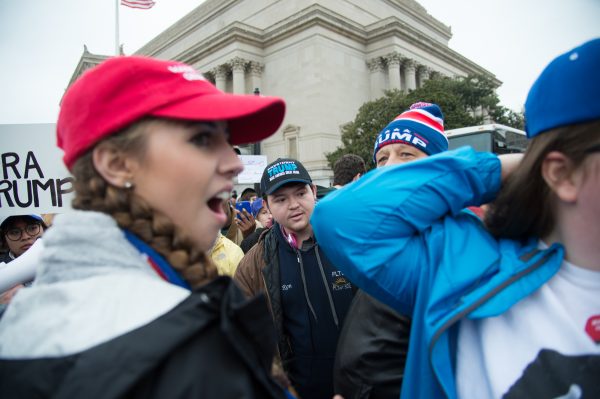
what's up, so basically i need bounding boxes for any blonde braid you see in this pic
[70,118,218,288]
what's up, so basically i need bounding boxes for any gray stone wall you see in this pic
[132,0,498,185]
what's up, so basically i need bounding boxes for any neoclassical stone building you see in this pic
[71,0,498,185]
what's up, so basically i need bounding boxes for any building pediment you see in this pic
[62,46,110,102]
[138,3,495,82]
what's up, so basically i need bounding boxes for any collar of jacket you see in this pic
[37,277,278,397]
[428,240,564,398]
[259,225,294,365]
[272,222,316,253]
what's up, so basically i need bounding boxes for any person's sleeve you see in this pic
[227,241,245,275]
[0,238,44,292]
[233,247,262,299]
[311,147,501,313]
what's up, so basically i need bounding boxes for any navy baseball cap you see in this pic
[0,214,44,230]
[260,158,312,195]
[525,38,600,138]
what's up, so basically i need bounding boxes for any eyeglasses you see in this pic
[4,223,42,241]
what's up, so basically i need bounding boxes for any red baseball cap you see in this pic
[57,56,286,170]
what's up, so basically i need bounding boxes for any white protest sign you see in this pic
[0,124,74,217]
[237,155,267,184]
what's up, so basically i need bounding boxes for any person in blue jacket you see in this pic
[312,38,600,399]
[334,101,447,399]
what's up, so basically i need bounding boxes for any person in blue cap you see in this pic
[0,214,47,315]
[312,38,600,399]
[251,198,273,228]
[0,214,46,264]
[239,198,272,254]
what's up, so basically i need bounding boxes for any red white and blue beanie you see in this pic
[372,102,448,163]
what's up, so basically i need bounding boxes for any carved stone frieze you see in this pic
[403,59,416,71]
[229,57,249,72]
[249,61,265,76]
[384,52,404,67]
[213,64,229,79]
[366,58,385,72]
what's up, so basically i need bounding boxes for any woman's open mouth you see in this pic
[207,192,229,225]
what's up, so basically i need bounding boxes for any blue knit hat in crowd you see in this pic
[373,102,448,163]
[0,214,44,230]
[525,38,600,138]
[250,198,265,217]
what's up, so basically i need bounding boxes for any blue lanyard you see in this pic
[123,229,191,290]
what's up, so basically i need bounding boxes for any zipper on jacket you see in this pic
[260,228,295,365]
[315,245,340,328]
[428,249,552,398]
[296,249,319,322]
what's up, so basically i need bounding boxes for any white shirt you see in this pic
[457,249,600,398]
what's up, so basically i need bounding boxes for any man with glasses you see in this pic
[0,215,46,263]
[0,214,47,315]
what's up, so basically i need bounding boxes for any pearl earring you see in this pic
[124,181,134,189]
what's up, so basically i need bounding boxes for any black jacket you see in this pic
[235,225,356,399]
[235,227,291,365]
[334,289,411,399]
[0,277,286,399]
[0,251,12,264]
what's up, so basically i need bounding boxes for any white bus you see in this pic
[446,123,528,154]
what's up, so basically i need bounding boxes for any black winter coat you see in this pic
[0,277,286,399]
[334,289,411,399]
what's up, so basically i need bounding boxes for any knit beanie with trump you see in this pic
[372,102,448,163]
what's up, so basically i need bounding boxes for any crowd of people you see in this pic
[0,37,598,399]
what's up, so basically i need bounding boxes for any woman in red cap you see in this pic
[0,56,287,398]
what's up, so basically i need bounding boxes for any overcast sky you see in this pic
[0,0,599,125]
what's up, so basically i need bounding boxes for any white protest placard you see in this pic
[237,155,268,184]
[0,124,74,217]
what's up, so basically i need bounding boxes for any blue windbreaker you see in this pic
[311,147,564,399]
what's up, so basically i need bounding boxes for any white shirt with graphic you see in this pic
[456,246,600,398]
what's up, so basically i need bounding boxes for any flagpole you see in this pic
[115,0,120,55]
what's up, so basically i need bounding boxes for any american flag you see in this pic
[121,0,156,9]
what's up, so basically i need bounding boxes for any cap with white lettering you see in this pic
[260,158,312,195]
[57,56,285,170]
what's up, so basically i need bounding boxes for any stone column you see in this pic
[385,53,402,91]
[249,61,264,94]
[417,66,431,88]
[230,57,247,94]
[214,65,228,92]
[474,105,486,119]
[482,107,493,124]
[367,58,385,100]
[404,59,417,91]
